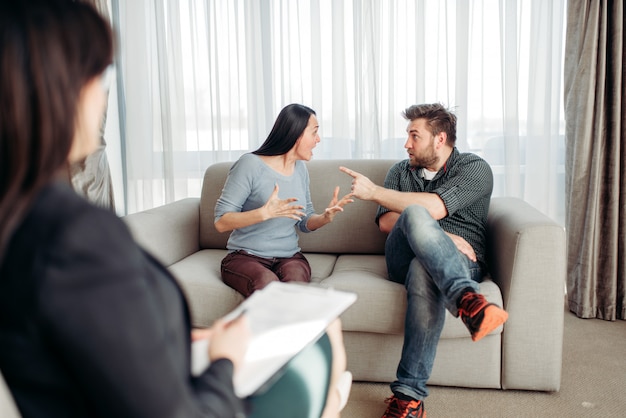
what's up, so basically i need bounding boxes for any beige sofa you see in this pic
[124,159,566,393]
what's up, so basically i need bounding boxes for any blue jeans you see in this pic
[385,205,484,401]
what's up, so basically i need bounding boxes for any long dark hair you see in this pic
[0,0,114,260]
[253,104,316,156]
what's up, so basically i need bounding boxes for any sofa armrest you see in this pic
[123,198,201,267]
[487,197,566,391]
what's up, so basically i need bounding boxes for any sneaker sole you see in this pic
[472,305,509,342]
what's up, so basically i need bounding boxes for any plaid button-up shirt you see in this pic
[375,147,493,266]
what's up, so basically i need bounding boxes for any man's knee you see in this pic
[400,205,432,225]
[396,205,442,246]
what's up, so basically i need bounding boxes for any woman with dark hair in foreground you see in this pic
[0,1,346,417]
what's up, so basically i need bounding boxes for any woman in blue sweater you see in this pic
[215,104,353,297]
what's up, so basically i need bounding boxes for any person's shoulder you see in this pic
[26,184,152,299]
[230,153,263,176]
[234,152,259,167]
[451,150,492,177]
[460,151,483,159]
[35,181,114,221]
[454,150,489,166]
[35,182,131,245]
[238,152,256,162]
[18,182,138,279]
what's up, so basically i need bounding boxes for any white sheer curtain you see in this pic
[113,0,566,223]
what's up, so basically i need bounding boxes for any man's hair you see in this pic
[402,103,457,145]
[254,104,317,156]
[0,0,114,260]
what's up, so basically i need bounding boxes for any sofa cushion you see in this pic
[168,249,241,326]
[170,249,340,327]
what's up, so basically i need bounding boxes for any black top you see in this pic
[0,181,246,417]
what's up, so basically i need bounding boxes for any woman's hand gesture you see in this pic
[261,183,306,221]
[322,186,354,222]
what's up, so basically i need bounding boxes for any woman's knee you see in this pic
[222,269,277,296]
[280,270,311,283]
[221,254,278,296]
[277,254,311,283]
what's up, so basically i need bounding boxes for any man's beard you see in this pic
[409,151,438,168]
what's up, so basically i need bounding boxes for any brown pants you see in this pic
[221,250,312,297]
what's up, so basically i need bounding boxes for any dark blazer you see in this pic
[0,181,246,417]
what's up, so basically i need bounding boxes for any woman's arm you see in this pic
[215,183,305,232]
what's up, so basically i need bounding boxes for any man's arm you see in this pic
[377,211,400,234]
[339,166,448,220]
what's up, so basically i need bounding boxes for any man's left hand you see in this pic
[445,232,477,262]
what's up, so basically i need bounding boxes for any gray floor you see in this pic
[342,302,626,418]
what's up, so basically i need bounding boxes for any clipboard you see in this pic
[191,281,357,398]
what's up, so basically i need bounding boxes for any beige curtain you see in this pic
[564,0,625,320]
[70,0,115,210]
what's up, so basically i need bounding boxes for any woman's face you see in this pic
[68,72,109,163]
[294,115,320,161]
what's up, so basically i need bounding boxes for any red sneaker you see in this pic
[381,395,425,418]
[458,292,509,342]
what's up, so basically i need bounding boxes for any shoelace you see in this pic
[384,397,418,418]
[458,293,487,316]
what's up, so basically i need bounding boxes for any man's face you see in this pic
[404,118,439,169]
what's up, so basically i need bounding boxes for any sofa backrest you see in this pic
[199,159,396,254]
